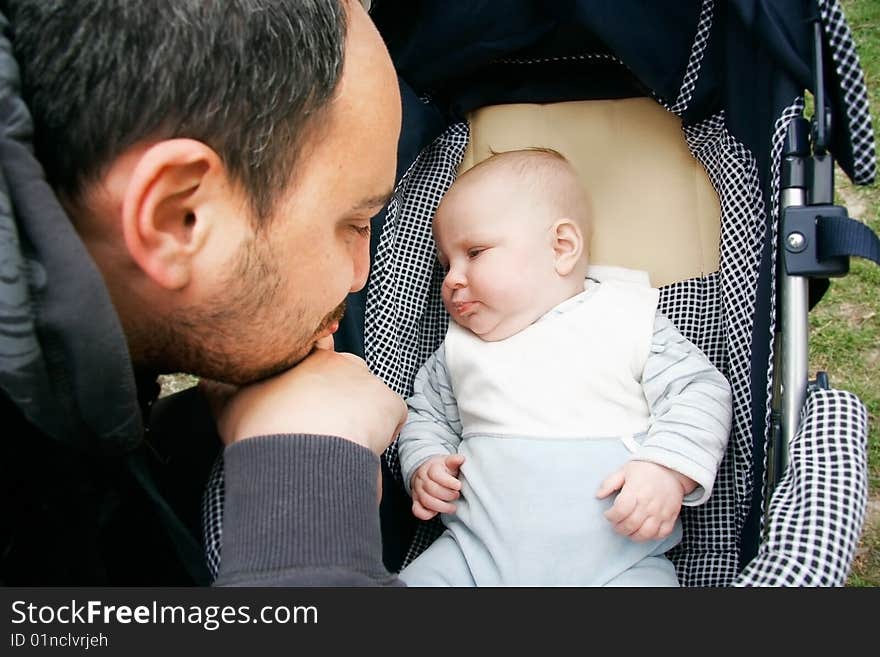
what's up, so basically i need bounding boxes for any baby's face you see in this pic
[433,172,566,341]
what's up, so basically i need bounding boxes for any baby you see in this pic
[397,148,732,586]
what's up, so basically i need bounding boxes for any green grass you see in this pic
[816,0,880,586]
[850,508,880,586]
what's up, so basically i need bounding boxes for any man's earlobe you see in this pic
[552,219,584,276]
[120,139,222,290]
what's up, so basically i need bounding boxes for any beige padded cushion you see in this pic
[460,98,721,288]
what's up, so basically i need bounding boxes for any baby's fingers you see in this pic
[603,489,637,524]
[411,498,438,521]
[596,469,625,499]
[656,519,677,540]
[613,508,650,538]
[444,454,466,477]
[428,463,463,491]
[629,516,661,542]
[420,477,460,502]
[417,493,457,517]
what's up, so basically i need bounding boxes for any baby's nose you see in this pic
[444,268,466,289]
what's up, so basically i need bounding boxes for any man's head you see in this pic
[11,0,402,383]
[433,148,591,341]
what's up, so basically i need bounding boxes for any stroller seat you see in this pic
[364,95,870,587]
[460,98,721,288]
[360,0,878,586]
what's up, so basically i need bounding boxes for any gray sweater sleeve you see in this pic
[213,434,402,586]
[631,312,733,506]
[397,342,463,495]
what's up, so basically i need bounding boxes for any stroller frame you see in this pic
[363,0,876,586]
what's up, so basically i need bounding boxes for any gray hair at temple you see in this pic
[6,0,347,225]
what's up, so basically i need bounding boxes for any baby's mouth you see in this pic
[455,301,476,315]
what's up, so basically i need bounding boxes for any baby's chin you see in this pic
[464,317,534,343]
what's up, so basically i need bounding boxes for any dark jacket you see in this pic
[0,10,397,586]
[0,10,216,585]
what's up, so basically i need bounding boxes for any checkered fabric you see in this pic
[365,124,467,484]
[366,124,469,565]
[668,0,714,115]
[201,3,872,585]
[653,109,766,585]
[202,451,224,579]
[734,389,869,586]
[820,0,876,185]
[656,273,736,584]
[494,53,626,66]
[757,98,807,540]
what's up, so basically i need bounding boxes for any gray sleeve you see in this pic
[214,434,402,586]
[631,312,733,506]
[397,342,463,495]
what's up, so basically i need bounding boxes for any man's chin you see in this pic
[241,326,339,383]
[214,343,309,386]
[248,346,313,383]
[202,303,346,385]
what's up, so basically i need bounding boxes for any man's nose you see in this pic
[349,238,371,293]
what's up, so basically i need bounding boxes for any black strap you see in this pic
[817,214,880,266]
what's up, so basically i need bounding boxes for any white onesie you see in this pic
[398,278,732,586]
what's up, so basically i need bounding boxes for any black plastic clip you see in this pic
[782,204,850,277]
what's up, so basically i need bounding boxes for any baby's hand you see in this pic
[410,454,466,520]
[596,461,695,542]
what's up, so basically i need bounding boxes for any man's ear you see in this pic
[120,139,225,290]
[551,218,584,276]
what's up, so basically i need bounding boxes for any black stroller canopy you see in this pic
[372,0,875,187]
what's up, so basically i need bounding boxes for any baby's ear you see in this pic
[551,218,584,276]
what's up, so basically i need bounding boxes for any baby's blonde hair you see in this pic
[457,147,593,248]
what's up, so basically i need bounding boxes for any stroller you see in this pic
[348,0,876,586]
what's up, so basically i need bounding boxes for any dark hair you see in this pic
[7,0,346,223]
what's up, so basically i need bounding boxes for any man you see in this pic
[0,0,406,585]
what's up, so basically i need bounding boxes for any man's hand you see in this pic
[216,349,407,456]
[410,454,465,520]
[596,461,696,542]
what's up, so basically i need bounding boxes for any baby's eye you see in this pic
[467,248,484,259]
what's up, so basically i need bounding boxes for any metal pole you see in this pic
[779,189,809,467]
[767,118,810,503]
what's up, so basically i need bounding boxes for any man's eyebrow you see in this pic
[352,189,394,212]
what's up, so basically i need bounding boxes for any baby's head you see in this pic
[433,148,592,341]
